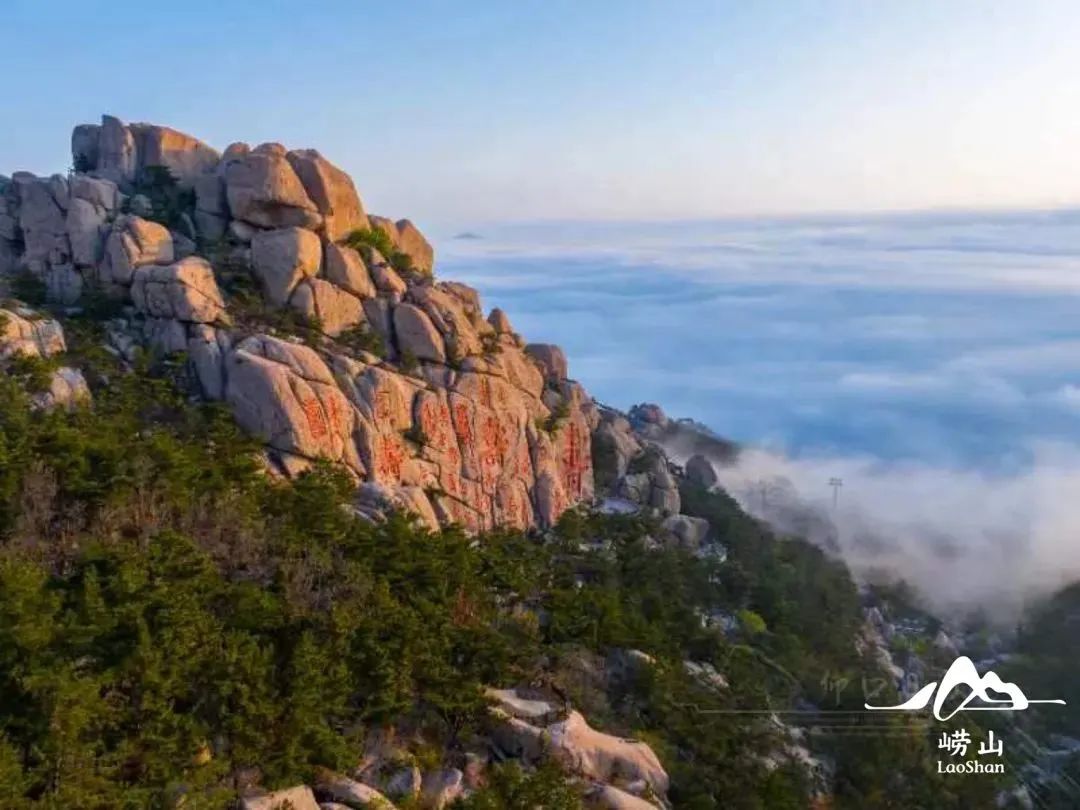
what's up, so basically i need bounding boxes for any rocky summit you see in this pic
[1,114,597,533]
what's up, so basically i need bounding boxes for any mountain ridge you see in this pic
[2,114,605,534]
[2,114,1049,810]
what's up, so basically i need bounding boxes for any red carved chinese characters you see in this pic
[562,422,585,497]
[375,390,392,422]
[453,402,473,445]
[478,412,510,488]
[325,393,346,435]
[500,486,528,528]
[444,472,461,498]
[420,399,456,455]
[375,434,405,480]
[302,397,328,441]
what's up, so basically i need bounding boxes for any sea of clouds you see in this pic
[438,211,1080,619]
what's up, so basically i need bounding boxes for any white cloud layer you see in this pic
[439,211,1080,616]
[706,445,1080,622]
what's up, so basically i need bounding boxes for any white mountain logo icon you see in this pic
[866,656,1066,721]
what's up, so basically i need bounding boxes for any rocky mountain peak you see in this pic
[1,114,597,532]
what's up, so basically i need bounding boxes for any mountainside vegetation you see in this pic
[0,317,1016,809]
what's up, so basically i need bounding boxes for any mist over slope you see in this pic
[707,444,1080,620]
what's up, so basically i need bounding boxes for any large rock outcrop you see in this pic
[290,277,364,336]
[67,175,119,272]
[325,243,376,298]
[614,447,680,516]
[393,302,445,362]
[286,148,368,242]
[685,453,718,488]
[239,786,319,810]
[73,115,221,188]
[549,711,668,796]
[225,143,322,231]
[0,306,90,412]
[102,215,174,286]
[315,773,397,808]
[487,687,669,805]
[225,335,364,475]
[250,226,321,306]
[0,306,66,359]
[131,257,229,324]
[132,123,221,187]
[0,114,599,532]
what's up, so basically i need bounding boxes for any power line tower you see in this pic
[828,477,843,510]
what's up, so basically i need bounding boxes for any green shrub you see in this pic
[224,282,325,348]
[0,333,1011,808]
[627,445,663,475]
[480,332,502,357]
[337,324,386,358]
[71,153,94,174]
[389,250,416,276]
[543,400,570,434]
[737,608,768,636]
[76,284,127,321]
[458,761,582,809]
[341,228,427,278]
[403,424,429,446]
[445,338,464,369]
[129,164,196,230]
[399,348,420,374]
[5,352,58,392]
[534,400,570,437]
[9,271,48,306]
[341,227,397,258]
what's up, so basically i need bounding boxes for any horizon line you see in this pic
[435,202,1080,232]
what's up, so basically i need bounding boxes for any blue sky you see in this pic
[6,1,1080,226]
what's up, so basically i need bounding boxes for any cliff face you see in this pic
[0,115,595,531]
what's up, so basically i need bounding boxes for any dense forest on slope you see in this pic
[0,314,1021,809]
